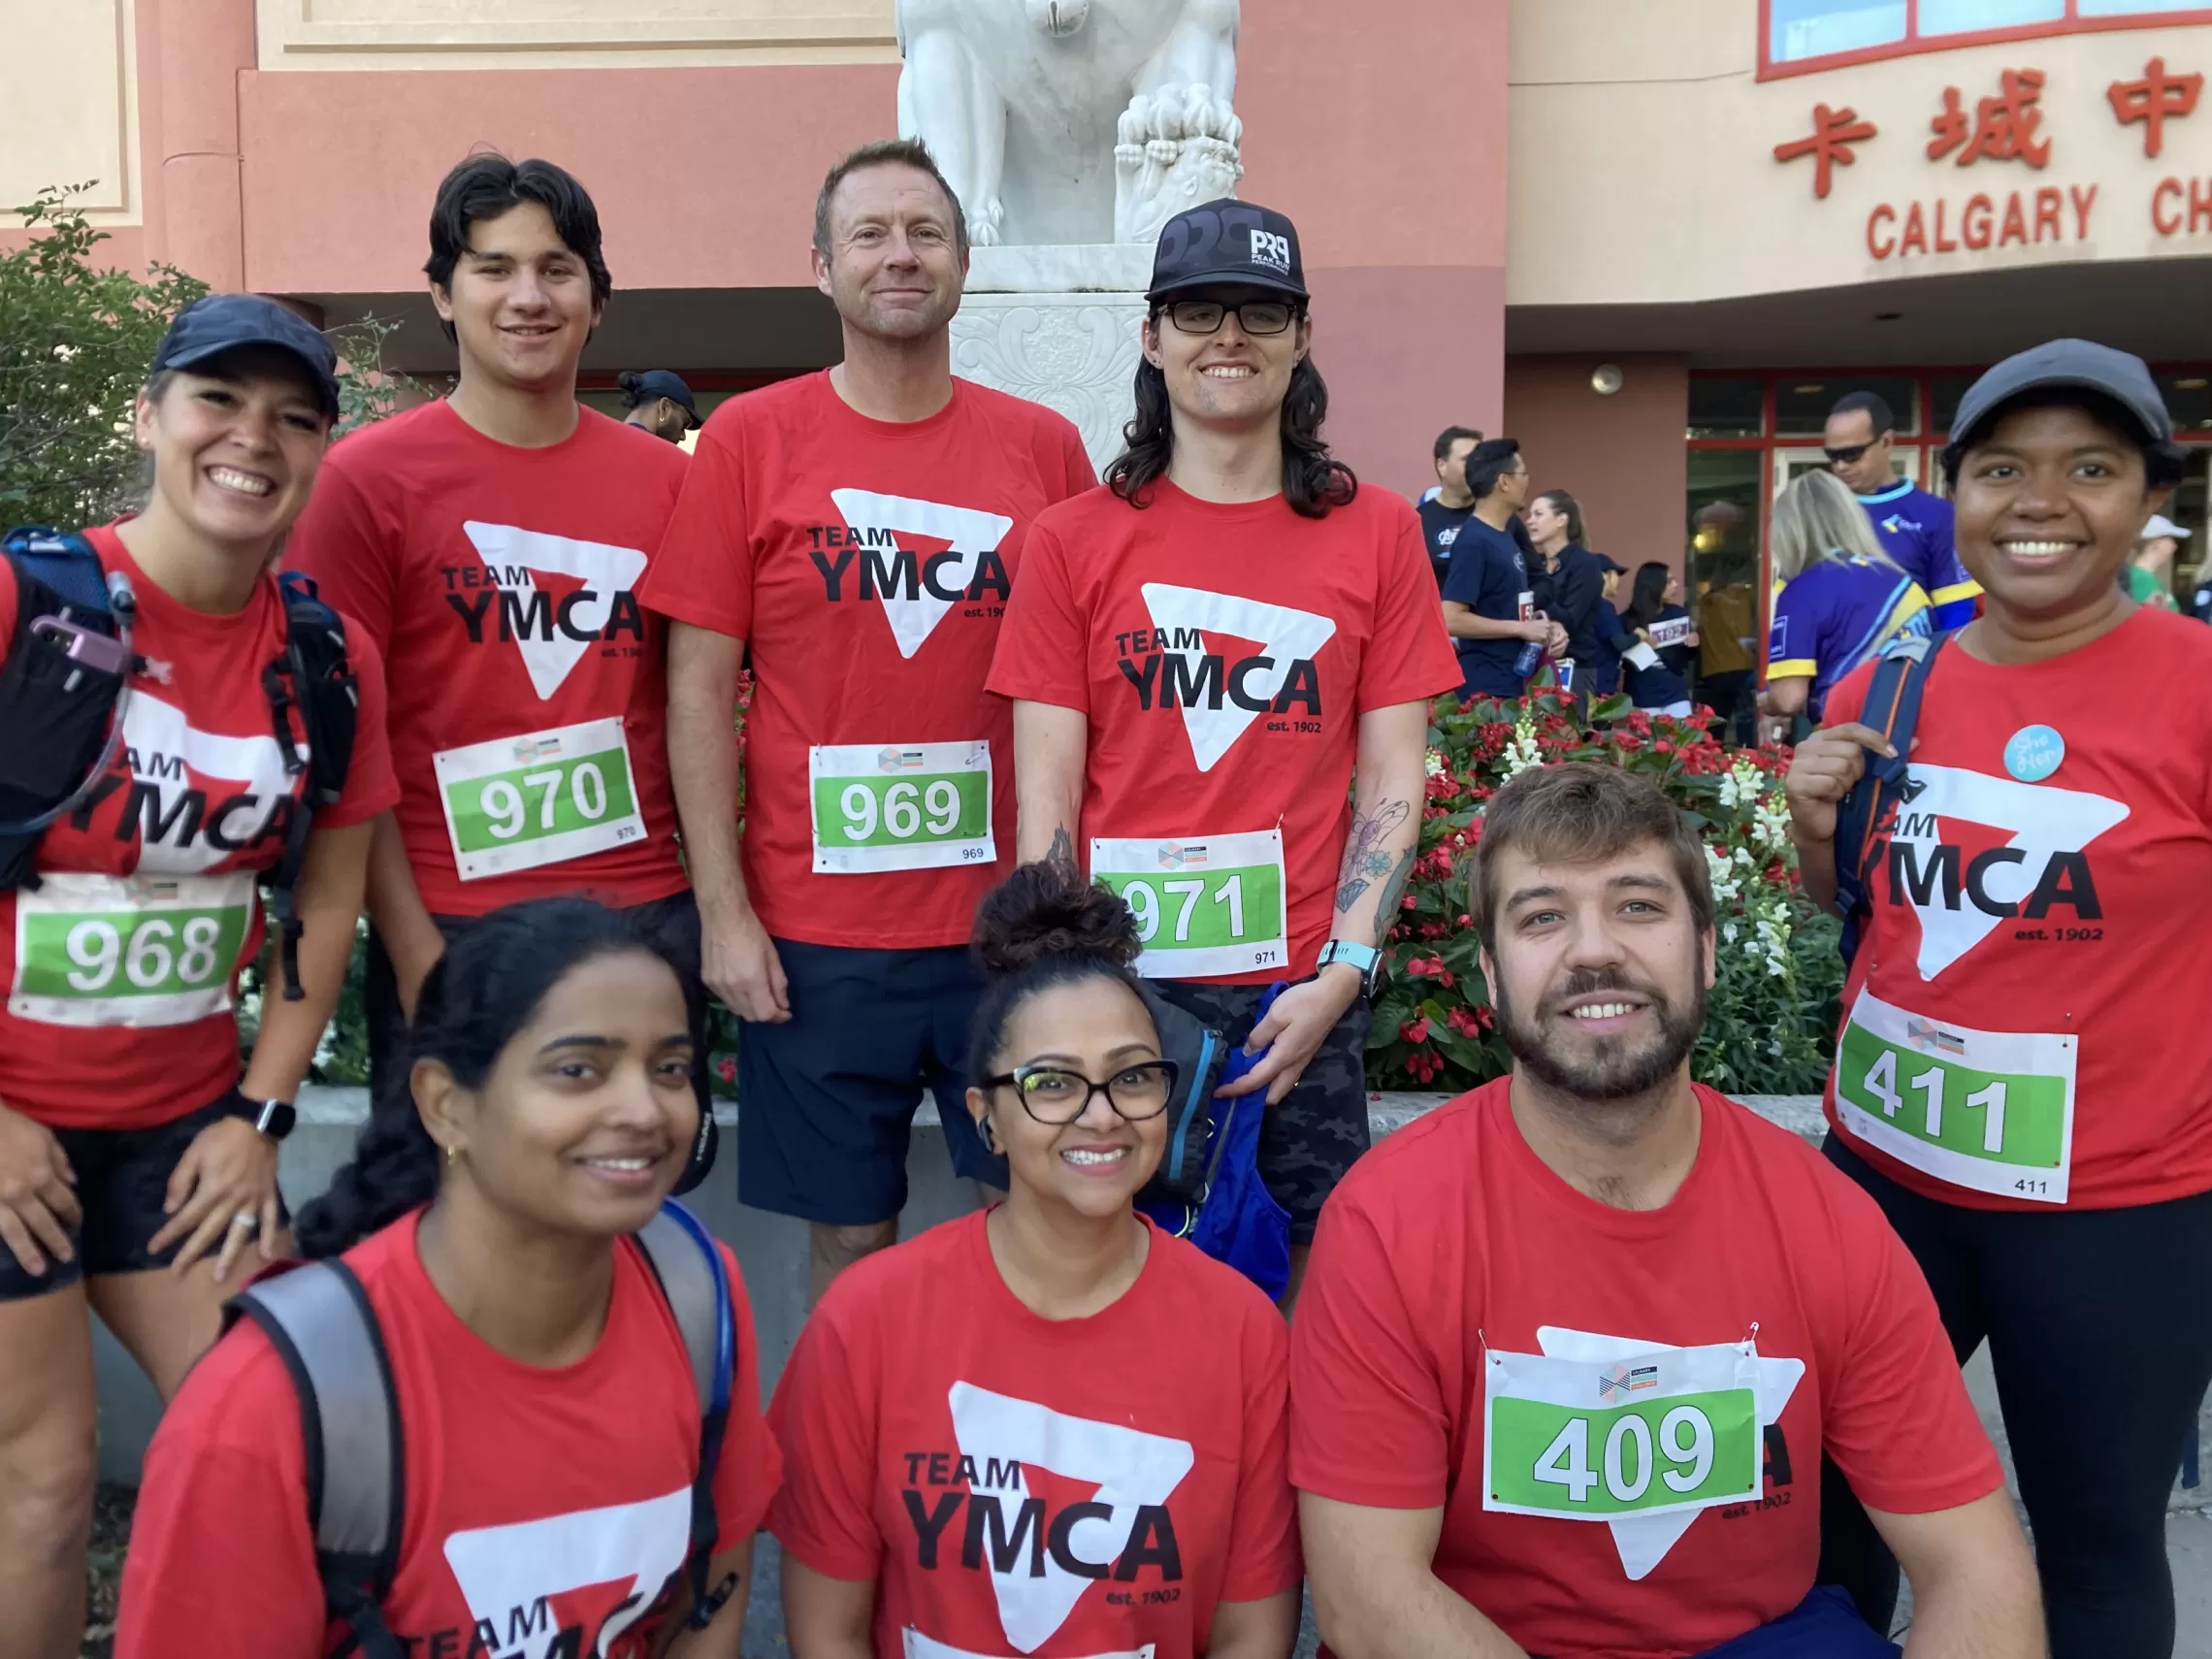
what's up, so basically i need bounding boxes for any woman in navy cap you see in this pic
[1788,340,2212,1656]
[0,294,397,1652]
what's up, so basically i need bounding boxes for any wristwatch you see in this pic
[1316,939,1384,1001]
[227,1090,297,1143]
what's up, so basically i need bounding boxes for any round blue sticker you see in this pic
[2004,725,2066,783]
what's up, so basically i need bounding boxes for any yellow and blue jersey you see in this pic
[1853,479,1979,630]
[1769,556,1932,719]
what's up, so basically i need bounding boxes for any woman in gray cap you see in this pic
[0,294,398,1650]
[1786,339,2212,1657]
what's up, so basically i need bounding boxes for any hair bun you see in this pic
[971,861,1142,978]
[617,371,644,393]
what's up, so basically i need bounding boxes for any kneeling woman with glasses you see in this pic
[770,862,1301,1659]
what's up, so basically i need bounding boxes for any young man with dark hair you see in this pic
[643,139,1093,1302]
[1293,762,2045,1659]
[1826,388,1980,631]
[1441,439,1566,700]
[286,154,706,1133]
[992,199,1459,1311]
[1419,425,1484,588]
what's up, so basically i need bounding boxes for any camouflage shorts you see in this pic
[1147,979,1373,1245]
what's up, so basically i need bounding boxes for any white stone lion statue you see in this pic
[895,0,1243,247]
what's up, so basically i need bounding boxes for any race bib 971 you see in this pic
[1090,829,1288,979]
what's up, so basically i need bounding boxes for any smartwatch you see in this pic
[228,1090,297,1143]
[1316,938,1384,1001]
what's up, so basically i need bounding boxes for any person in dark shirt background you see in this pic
[1418,425,1482,587]
[1586,552,1626,697]
[1441,439,1565,699]
[1608,560,1698,715]
[1524,488,1606,702]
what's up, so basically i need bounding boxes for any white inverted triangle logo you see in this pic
[948,1382,1193,1653]
[829,488,1015,661]
[1889,764,2128,980]
[462,521,648,701]
[1139,583,1337,773]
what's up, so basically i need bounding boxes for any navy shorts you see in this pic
[0,1091,291,1303]
[1147,979,1372,1246]
[735,939,1005,1226]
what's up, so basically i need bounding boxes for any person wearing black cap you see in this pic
[992,198,1460,1310]
[1585,550,1628,699]
[0,293,400,1651]
[621,369,705,443]
[1788,339,2212,1656]
[285,156,713,1169]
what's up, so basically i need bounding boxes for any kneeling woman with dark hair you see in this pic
[117,898,778,1659]
[771,862,1301,1659]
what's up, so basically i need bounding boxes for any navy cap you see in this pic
[1947,339,2172,455]
[1147,199,1308,303]
[150,295,341,418]
[623,369,703,429]
[1591,553,1627,574]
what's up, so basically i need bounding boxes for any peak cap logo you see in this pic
[1249,229,1292,273]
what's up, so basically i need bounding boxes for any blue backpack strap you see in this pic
[225,1261,407,1659]
[3,526,111,613]
[262,571,360,999]
[1831,632,1948,967]
[633,1200,738,1632]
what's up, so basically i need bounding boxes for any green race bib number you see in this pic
[1090,829,1289,980]
[809,742,994,875]
[11,872,254,1028]
[435,718,647,882]
[1483,1342,1761,1523]
[1836,987,2074,1204]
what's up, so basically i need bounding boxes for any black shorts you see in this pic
[735,939,1003,1226]
[0,1092,290,1303]
[1148,979,1372,1245]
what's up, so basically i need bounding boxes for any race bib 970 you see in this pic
[435,717,647,882]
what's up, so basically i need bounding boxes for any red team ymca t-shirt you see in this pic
[286,402,691,917]
[988,483,1460,983]
[770,1211,1301,1659]
[118,1210,780,1658]
[639,374,1093,950]
[1290,1082,2001,1659]
[1822,606,2212,1211]
[0,527,398,1129]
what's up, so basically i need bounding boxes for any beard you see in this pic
[1494,958,1706,1103]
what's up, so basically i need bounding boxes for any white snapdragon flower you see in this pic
[1752,798,1794,859]
[1424,748,1448,779]
[1752,902,1793,979]
[1704,843,1744,905]
[1502,715,1545,780]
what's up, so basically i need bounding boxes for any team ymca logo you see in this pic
[447,523,650,700]
[435,1486,693,1658]
[1116,585,1338,771]
[899,1384,1194,1652]
[811,489,1016,660]
[1880,764,2127,979]
[63,693,297,873]
[1249,229,1291,273]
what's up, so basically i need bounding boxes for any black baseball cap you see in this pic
[1147,199,1308,303]
[150,295,341,418]
[625,369,703,430]
[1591,553,1627,574]
[1947,339,2172,455]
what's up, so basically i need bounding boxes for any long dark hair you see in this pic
[1625,561,1672,629]
[1536,489,1585,546]
[1105,334,1356,519]
[294,899,690,1258]
[966,862,1150,1088]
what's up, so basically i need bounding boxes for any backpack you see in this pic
[0,527,358,999]
[225,1200,738,1659]
[1830,630,1949,969]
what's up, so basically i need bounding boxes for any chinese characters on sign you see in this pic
[1773,58,2209,258]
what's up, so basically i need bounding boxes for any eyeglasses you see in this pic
[984,1059,1183,1125]
[1158,299,1301,337]
[1824,438,1887,465]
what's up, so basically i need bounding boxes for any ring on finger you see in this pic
[229,1210,259,1231]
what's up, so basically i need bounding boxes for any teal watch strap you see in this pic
[1317,939,1383,998]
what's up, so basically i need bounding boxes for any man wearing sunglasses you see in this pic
[992,199,1461,1311]
[1825,390,1980,631]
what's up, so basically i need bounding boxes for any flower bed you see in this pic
[1369,687,1847,1098]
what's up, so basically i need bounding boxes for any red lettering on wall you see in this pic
[1775,104,1878,199]
[1929,69,2053,169]
[2033,187,2063,243]
[2000,192,2030,245]
[1868,204,1899,259]
[2109,58,2203,160]
[1901,202,1930,255]
[1963,192,1995,249]
[1933,199,1960,252]
[2068,183,2097,241]
[2193,178,2212,234]
[2154,178,2185,236]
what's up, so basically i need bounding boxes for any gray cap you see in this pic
[1948,338,2172,454]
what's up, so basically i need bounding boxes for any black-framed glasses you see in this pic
[984,1059,1183,1125]
[1158,299,1300,337]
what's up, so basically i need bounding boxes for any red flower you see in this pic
[714,1056,737,1083]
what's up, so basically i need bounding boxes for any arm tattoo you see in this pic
[1046,825,1077,873]
[1334,798,1412,914]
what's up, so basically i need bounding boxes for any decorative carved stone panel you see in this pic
[950,291,1144,472]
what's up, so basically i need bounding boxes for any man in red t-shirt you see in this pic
[1291,763,2040,1659]
[287,156,703,1132]
[642,142,1093,1297]
[990,200,1459,1306]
